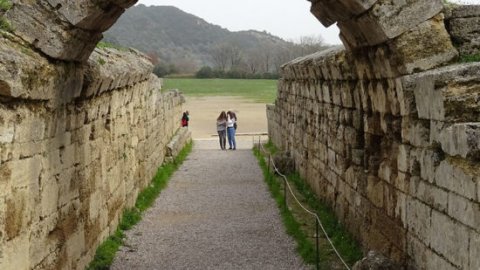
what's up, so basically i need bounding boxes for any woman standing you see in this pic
[216,111,227,150]
[227,111,237,150]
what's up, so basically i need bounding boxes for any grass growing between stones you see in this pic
[253,143,362,269]
[460,53,480,63]
[87,141,193,270]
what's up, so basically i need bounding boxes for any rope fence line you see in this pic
[255,136,351,270]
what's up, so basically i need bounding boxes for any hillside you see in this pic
[104,5,294,72]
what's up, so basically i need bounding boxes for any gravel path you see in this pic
[111,139,306,270]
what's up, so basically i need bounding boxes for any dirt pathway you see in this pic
[111,140,306,269]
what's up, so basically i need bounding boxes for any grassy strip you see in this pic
[287,173,362,265]
[253,147,316,264]
[163,78,277,103]
[253,145,362,267]
[460,53,480,63]
[96,41,128,51]
[87,141,193,270]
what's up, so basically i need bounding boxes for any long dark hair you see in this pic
[227,111,237,120]
[217,111,227,121]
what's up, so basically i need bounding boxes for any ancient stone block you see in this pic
[435,123,480,160]
[406,198,431,243]
[434,159,477,200]
[471,231,480,270]
[410,177,448,213]
[338,0,443,48]
[389,15,458,75]
[447,192,479,229]
[429,210,469,269]
[0,36,83,102]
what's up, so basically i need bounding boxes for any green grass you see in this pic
[96,41,127,51]
[460,53,480,63]
[163,78,277,103]
[0,0,12,11]
[87,141,193,270]
[253,144,362,268]
[253,147,316,264]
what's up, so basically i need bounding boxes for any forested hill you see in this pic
[104,5,295,73]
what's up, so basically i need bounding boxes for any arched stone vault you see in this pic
[5,0,137,62]
[308,0,457,73]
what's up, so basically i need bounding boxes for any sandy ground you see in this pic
[184,96,269,139]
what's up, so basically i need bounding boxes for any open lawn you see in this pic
[162,78,277,139]
[163,78,278,103]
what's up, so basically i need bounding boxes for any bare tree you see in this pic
[228,45,243,70]
[211,43,230,71]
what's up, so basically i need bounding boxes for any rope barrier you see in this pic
[256,137,351,270]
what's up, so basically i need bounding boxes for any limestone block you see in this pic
[0,36,83,102]
[425,248,458,270]
[9,156,42,189]
[46,0,124,31]
[410,177,448,213]
[471,231,480,270]
[309,0,377,27]
[5,3,99,62]
[388,15,458,75]
[394,78,416,117]
[5,0,135,61]
[401,118,429,148]
[446,5,480,55]
[448,192,479,229]
[434,159,477,200]
[338,0,443,47]
[82,48,153,97]
[367,176,384,208]
[406,198,431,243]
[400,62,480,122]
[40,178,59,218]
[0,234,30,270]
[434,123,480,159]
[429,210,469,269]
[0,125,14,144]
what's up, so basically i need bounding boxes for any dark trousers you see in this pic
[218,130,226,150]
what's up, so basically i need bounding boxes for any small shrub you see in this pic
[0,0,12,12]
[98,58,106,65]
[0,17,12,32]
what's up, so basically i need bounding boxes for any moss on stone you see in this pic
[0,0,12,12]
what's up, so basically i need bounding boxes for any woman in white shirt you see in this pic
[226,111,237,150]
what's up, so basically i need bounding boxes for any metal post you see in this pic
[284,178,287,210]
[315,217,320,270]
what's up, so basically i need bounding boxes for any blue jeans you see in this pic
[227,127,236,149]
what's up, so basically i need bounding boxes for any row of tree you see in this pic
[148,35,328,78]
[203,35,327,78]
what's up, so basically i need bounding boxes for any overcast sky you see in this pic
[136,0,480,45]
[136,0,342,45]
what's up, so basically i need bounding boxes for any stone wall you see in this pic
[269,1,480,269]
[0,32,186,269]
[445,5,480,56]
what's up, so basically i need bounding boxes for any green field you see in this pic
[163,78,278,103]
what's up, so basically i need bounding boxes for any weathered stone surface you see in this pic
[165,125,192,161]
[82,47,153,97]
[0,34,83,102]
[338,0,444,48]
[400,62,480,122]
[353,250,401,270]
[388,15,458,75]
[4,0,138,62]
[445,5,480,55]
